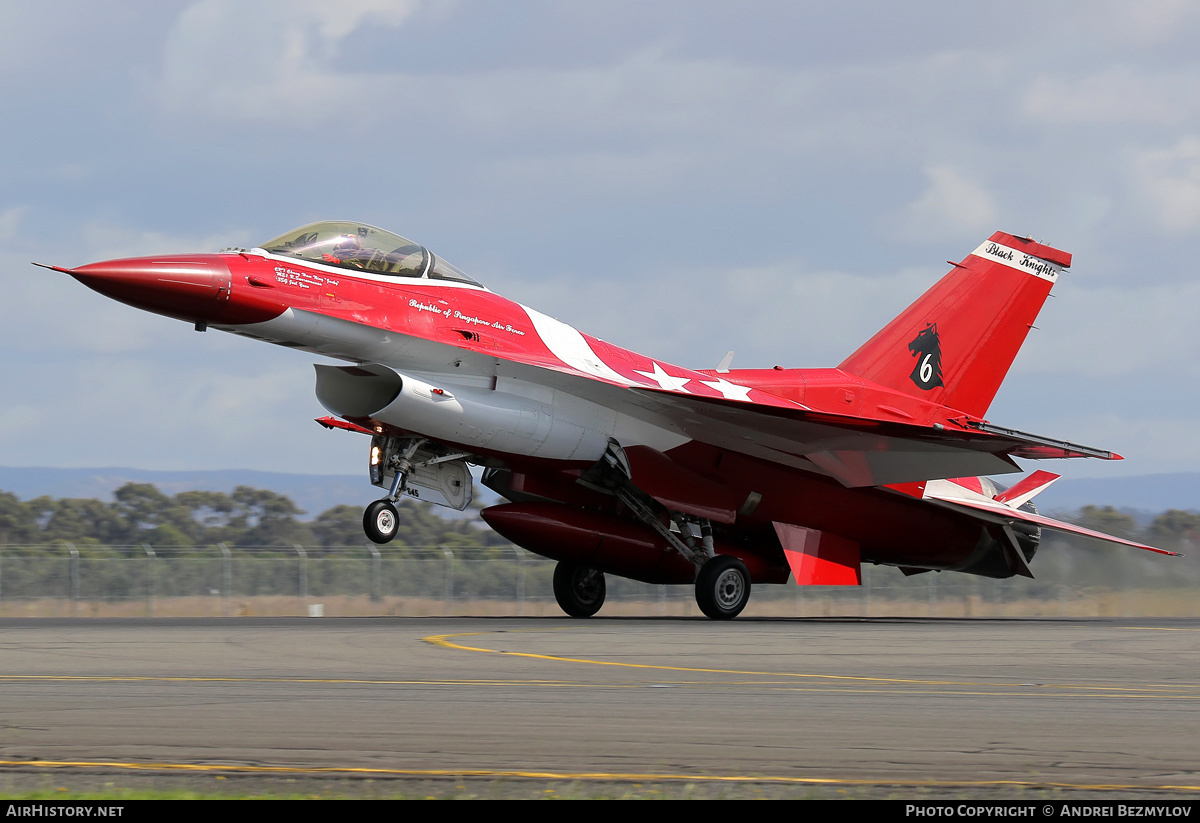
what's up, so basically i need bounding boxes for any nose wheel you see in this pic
[695,555,751,620]
[363,499,400,544]
[552,561,607,617]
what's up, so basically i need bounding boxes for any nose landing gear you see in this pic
[363,499,400,545]
[361,436,474,543]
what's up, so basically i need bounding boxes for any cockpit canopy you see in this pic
[260,221,481,286]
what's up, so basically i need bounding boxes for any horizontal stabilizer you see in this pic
[921,477,1179,556]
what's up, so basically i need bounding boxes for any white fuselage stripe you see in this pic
[521,305,637,385]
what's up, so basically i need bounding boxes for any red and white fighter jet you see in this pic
[43,221,1176,619]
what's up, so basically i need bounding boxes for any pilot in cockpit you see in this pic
[323,234,366,267]
[323,233,425,275]
[262,222,452,279]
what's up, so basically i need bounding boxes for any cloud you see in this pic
[887,166,999,243]
[1,344,359,472]
[1,255,208,357]
[0,206,27,241]
[1015,276,1200,379]
[1131,137,1200,233]
[494,258,940,371]
[0,221,260,358]
[0,2,69,76]
[1062,0,1198,46]
[1023,66,1200,126]
[8,1,1200,479]
[78,221,256,263]
[158,0,420,122]
[1010,412,1200,477]
[156,10,805,147]
[0,404,39,446]
[1,238,364,473]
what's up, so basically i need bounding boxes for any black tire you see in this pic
[695,555,751,620]
[552,562,606,617]
[363,499,400,544]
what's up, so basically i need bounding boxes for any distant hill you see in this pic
[1,466,1197,522]
[1031,472,1200,517]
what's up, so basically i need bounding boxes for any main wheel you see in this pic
[363,499,400,544]
[552,562,606,617]
[695,555,751,620]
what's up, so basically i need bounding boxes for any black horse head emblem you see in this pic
[907,323,944,390]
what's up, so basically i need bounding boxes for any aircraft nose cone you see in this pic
[70,255,233,322]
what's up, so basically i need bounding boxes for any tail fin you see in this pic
[839,232,1070,418]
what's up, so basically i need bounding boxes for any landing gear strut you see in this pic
[580,439,756,620]
[363,437,427,544]
[553,561,607,617]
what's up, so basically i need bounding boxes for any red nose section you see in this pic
[69,255,286,325]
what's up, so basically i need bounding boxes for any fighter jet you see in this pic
[41,221,1176,619]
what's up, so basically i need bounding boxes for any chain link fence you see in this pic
[0,541,1196,618]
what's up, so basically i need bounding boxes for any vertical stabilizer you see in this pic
[839,232,1070,418]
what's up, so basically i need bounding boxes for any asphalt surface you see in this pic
[0,616,1197,798]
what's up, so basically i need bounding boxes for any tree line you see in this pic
[1,482,1198,560]
[0,482,506,549]
[1070,505,1200,556]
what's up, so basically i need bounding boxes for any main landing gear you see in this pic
[615,482,753,619]
[695,555,751,620]
[550,555,751,620]
[562,439,756,620]
[552,562,607,617]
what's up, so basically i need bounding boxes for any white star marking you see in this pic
[699,377,753,401]
[634,361,693,392]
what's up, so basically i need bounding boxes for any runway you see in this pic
[0,616,1198,798]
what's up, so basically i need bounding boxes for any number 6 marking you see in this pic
[920,354,933,384]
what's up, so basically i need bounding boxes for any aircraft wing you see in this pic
[619,386,1113,487]
[258,307,1115,489]
[459,312,1119,487]
[379,327,1118,489]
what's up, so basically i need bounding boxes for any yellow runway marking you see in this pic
[3,627,1193,699]
[423,629,1200,696]
[1,759,1198,793]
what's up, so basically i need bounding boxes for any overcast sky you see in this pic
[2,0,1199,482]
